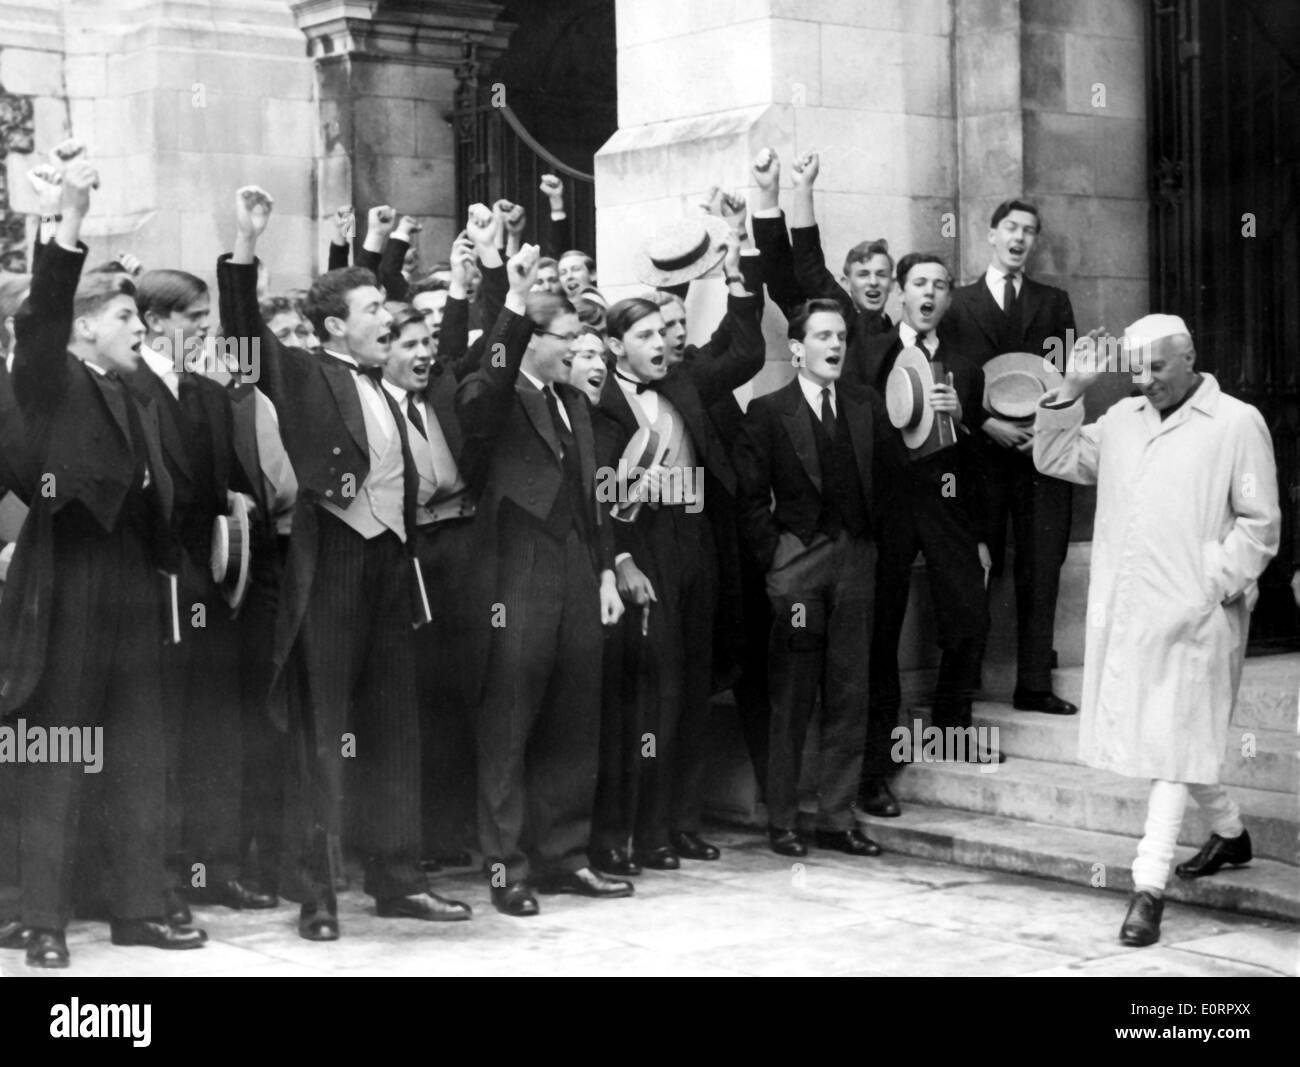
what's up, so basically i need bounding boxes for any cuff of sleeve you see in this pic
[752,207,783,219]
[614,552,631,566]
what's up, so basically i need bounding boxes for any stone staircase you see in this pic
[705,653,1300,922]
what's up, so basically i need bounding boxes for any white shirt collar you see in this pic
[797,373,835,412]
[141,345,175,382]
[519,367,547,393]
[323,347,357,368]
[381,378,406,404]
[985,264,1022,296]
[82,358,110,377]
[899,322,933,351]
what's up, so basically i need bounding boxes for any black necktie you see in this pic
[614,370,652,394]
[915,330,928,354]
[405,395,427,439]
[543,385,574,456]
[820,387,836,438]
[323,353,384,383]
[1003,273,1017,315]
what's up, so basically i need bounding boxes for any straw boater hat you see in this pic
[982,351,1064,423]
[633,216,732,288]
[886,346,958,458]
[210,492,251,611]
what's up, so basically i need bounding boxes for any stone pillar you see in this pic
[3,0,318,289]
[292,0,513,277]
[596,0,959,399]
[954,0,1148,368]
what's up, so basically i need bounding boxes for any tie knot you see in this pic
[356,363,384,383]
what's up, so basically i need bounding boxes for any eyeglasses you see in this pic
[540,331,581,344]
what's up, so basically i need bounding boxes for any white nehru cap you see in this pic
[1123,313,1192,349]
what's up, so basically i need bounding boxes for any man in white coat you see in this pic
[1033,314,1280,947]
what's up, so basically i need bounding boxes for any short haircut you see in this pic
[73,271,136,321]
[559,249,595,273]
[409,275,449,297]
[385,301,426,335]
[260,294,297,321]
[301,266,379,340]
[537,256,558,272]
[135,269,207,323]
[787,297,846,342]
[895,252,950,287]
[990,199,1041,229]
[524,290,575,334]
[578,323,607,345]
[649,290,685,313]
[605,297,660,341]
[843,238,893,275]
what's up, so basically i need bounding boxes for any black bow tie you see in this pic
[615,370,653,394]
[323,353,384,382]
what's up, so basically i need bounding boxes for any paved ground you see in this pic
[3,828,1296,977]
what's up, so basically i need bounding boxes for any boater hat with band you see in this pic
[983,351,1064,422]
[633,216,732,288]
[886,346,958,458]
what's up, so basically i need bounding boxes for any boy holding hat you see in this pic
[943,199,1078,716]
[1034,315,1279,946]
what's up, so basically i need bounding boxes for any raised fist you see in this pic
[506,242,540,296]
[332,206,355,243]
[752,147,780,190]
[791,150,820,187]
[235,185,274,238]
[539,174,563,202]
[367,205,397,239]
[504,203,527,235]
[27,164,62,215]
[60,160,100,216]
[465,202,498,247]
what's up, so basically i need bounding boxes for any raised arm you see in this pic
[379,214,419,302]
[1032,333,1107,485]
[539,175,571,259]
[750,148,805,320]
[787,152,855,321]
[12,158,97,410]
[327,206,353,272]
[684,239,765,406]
[358,204,395,276]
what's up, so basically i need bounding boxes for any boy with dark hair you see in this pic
[943,197,1078,716]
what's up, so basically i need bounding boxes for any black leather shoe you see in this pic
[433,849,475,869]
[298,896,339,941]
[1012,689,1078,715]
[632,846,680,870]
[214,879,279,910]
[110,918,208,949]
[535,867,634,898]
[769,827,807,857]
[26,929,69,968]
[1176,829,1252,879]
[858,779,901,817]
[1120,890,1164,947]
[0,918,33,950]
[490,882,539,917]
[165,889,192,927]
[590,847,642,877]
[814,828,883,857]
[669,831,720,861]
[375,891,472,922]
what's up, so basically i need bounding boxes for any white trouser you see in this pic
[1131,780,1244,894]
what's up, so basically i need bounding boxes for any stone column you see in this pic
[596,0,959,398]
[292,0,512,277]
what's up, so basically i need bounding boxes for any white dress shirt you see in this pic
[520,367,572,432]
[324,348,396,443]
[984,265,1022,310]
[797,373,837,418]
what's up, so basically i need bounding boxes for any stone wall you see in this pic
[0,0,318,291]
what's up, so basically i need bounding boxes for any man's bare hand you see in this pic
[1059,327,1109,402]
[465,202,498,248]
[49,139,89,167]
[27,164,62,215]
[332,206,354,244]
[394,214,422,240]
[506,243,540,296]
[791,150,820,187]
[752,147,780,191]
[615,557,657,607]
[504,203,527,236]
[367,204,397,241]
[599,570,625,627]
[929,379,962,422]
[60,160,99,217]
[719,190,748,240]
[721,234,742,280]
[539,174,564,207]
[235,186,274,238]
[983,416,1032,449]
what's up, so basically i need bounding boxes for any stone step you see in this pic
[963,703,1299,795]
[1007,655,1298,734]
[891,754,1299,866]
[853,803,1300,923]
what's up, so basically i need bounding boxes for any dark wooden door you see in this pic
[1147,0,1300,650]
